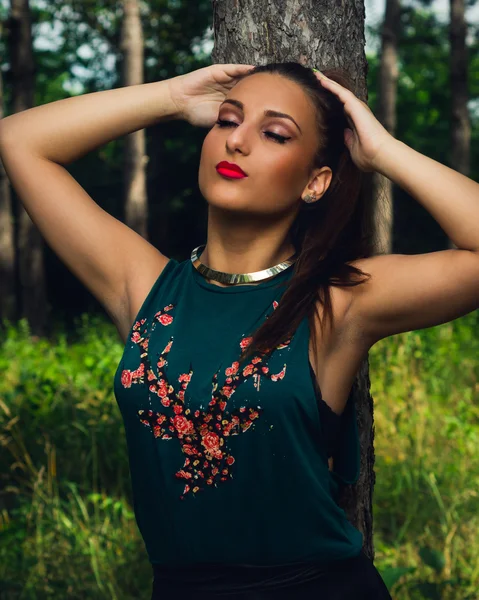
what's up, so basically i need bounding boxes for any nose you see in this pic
[225,123,250,155]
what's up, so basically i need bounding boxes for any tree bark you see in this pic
[8,0,48,336]
[374,0,401,255]
[449,0,470,250]
[0,20,16,329]
[120,0,149,239]
[211,0,378,560]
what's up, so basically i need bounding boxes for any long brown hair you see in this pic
[236,61,379,368]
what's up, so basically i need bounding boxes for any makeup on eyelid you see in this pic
[215,119,291,144]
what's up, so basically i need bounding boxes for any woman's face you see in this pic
[198,72,331,217]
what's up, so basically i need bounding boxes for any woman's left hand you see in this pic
[314,70,395,173]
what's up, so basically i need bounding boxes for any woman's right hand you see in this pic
[167,63,255,128]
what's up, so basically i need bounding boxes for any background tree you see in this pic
[212,0,379,559]
[7,0,48,336]
[375,0,401,255]
[449,0,470,249]
[119,0,148,239]
[0,17,15,325]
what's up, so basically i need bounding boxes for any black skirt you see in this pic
[151,549,393,599]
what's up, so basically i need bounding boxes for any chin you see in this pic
[200,178,248,206]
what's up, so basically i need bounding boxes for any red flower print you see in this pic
[121,370,133,388]
[133,363,145,378]
[157,313,174,326]
[173,415,194,436]
[221,387,234,399]
[240,337,253,349]
[201,431,221,455]
[125,299,296,500]
[242,364,254,377]
[225,361,239,376]
[271,366,286,382]
[158,384,169,398]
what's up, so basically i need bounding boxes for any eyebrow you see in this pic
[220,99,302,134]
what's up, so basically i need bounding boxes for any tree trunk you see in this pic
[8,0,48,336]
[120,0,149,239]
[374,0,401,255]
[0,20,16,329]
[211,0,377,559]
[449,0,470,250]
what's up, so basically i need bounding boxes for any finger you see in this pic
[223,63,255,73]
[318,77,355,106]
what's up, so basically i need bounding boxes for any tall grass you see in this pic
[0,311,478,599]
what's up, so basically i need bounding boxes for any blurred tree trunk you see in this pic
[374,0,401,255]
[0,20,16,329]
[120,0,148,239]
[8,0,48,336]
[449,0,470,250]
[211,0,378,560]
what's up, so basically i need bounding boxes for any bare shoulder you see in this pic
[115,250,171,345]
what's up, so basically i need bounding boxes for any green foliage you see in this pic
[369,310,479,598]
[367,6,479,182]
[1,310,478,598]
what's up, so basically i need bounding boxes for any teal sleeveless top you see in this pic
[113,256,363,567]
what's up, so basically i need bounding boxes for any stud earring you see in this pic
[303,194,316,204]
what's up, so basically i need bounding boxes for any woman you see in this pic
[1,61,478,599]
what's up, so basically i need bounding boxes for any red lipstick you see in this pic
[216,161,247,179]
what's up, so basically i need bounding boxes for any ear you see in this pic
[300,166,332,202]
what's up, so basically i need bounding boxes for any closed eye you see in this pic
[215,119,291,144]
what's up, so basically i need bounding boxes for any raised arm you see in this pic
[315,71,479,346]
[0,80,179,341]
[0,63,256,341]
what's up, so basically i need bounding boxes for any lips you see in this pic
[216,161,247,178]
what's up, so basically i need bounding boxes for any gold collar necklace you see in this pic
[191,244,298,286]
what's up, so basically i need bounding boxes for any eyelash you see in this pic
[215,119,291,144]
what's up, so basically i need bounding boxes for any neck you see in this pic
[201,205,298,276]
[199,244,296,277]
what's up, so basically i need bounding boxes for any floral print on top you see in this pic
[120,299,293,500]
